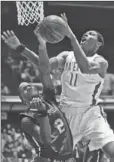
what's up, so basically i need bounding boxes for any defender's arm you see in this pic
[2,30,67,70]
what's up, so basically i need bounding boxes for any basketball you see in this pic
[38,15,67,43]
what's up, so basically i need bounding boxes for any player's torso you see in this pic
[45,101,73,157]
[20,100,73,159]
[60,52,104,108]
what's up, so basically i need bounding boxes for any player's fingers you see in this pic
[63,13,66,17]
[2,31,9,39]
[30,101,34,108]
[38,99,42,107]
[32,98,39,108]
[10,30,15,36]
[60,13,64,19]
[63,13,68,22]
[1,35,7,42]
[6,30,12,37]
[60,13,67,23]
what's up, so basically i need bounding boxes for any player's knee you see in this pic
[103,141,114,159]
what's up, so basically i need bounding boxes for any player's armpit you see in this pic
[86,57,108,78]
[50,51,69,70]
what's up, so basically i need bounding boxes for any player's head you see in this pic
[80,30,104,55]
[19,82,39,104]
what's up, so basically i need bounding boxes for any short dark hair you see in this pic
[96,31,104,49]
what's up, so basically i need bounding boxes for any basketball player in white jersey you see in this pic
[2,14,114,161]
[56,13,114,161]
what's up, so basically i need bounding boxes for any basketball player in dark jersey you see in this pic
[17,33,74,162]
[19,82,74,162]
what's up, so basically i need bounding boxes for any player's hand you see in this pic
[60,13,74,39]
[34,27,46,46]
[30,97,46,112]
[1,30,21,50]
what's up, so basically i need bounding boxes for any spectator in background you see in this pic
[2,124,34,162]
[21,67,33,82]
[101,73,114,96]
[1,82,10,95]
[20,61,40,83]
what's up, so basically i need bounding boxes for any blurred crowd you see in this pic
[1,56,41,95]
[1,124,36,162]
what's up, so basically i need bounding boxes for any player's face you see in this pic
[19,82,39,103]
[80,30,99,54]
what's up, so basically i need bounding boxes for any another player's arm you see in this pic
[61,14,108,78]
[35,33,68,99]
[1,30,67,70]
[69,35,108,77]
[21,116,51,146]
[37,33,55,98]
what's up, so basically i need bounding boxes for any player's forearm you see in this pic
[21,47,39,67]
[39,116,51,145]
[39,44,51,73]
[21,46,56,71]
[70,34,90,73]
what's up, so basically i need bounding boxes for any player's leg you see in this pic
[81,105,114,161]
[103,142,114,162]
[60,106,82,148]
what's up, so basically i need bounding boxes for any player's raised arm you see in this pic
[1,30,67,70]
[61,13,108,77]
[35,32,55,93]
[1,30,40,67]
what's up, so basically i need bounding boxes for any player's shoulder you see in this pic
[93,54,108,68]
[57,51,72,59]
[93,54,107,62]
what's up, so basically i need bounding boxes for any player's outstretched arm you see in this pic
[2,30,66,70]
[30,98,51,145]
[1,30,39,67]
[35,32,55,93]
[61,13,108,77]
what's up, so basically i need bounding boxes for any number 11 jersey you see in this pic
[60,51,104,108]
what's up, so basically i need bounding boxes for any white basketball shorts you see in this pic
[60,105,114,151]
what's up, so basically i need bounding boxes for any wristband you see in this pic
[38,111,48,118]
[15,44,26,53]
[30,108,48,118]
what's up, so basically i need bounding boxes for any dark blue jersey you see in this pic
[20,88,73,160]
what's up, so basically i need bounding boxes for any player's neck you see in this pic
[83,49,96,57]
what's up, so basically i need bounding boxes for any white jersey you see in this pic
[60,52,104,108]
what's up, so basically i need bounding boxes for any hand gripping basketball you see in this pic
[37,15,68,44]
[34,30,46,46]
[1,30,21,50]
[60,13,74,39]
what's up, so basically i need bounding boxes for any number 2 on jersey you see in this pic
[70,72,78,86]
[54,118,65,134]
